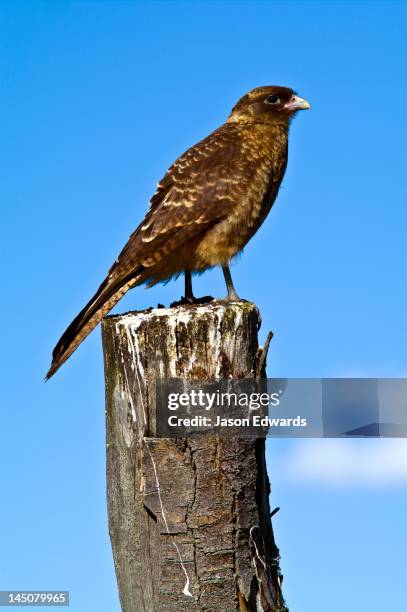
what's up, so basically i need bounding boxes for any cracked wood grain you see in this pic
[102,301,287,612]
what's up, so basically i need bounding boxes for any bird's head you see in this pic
[228,86,310,126]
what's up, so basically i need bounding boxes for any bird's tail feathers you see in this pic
[46,271,143,380]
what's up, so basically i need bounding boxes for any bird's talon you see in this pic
[170,295,214,308]
[193,295,214,305]
[170,296,190,307]
[216,295,247,304]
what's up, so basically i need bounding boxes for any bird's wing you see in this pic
[106,123,256,280]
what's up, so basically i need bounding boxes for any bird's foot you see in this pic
[216,292,248,304]
[170,295,214,308]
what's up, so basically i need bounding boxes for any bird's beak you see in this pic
[284,95,311,111]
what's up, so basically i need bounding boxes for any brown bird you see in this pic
[47,85,310,379]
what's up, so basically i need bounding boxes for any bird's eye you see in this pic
[266,94,280,105]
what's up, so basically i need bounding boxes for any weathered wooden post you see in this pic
[102,301,286,612]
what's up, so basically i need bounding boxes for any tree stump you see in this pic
[102,301,286,612]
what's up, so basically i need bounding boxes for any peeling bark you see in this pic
[102,301,286,612]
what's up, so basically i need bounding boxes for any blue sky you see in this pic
[1,1,407,610]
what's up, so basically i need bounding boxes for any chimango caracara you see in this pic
[47,86,310,378]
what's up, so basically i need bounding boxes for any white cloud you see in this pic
[274,439,407,486]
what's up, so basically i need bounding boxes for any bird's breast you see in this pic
[195,125,288,267]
